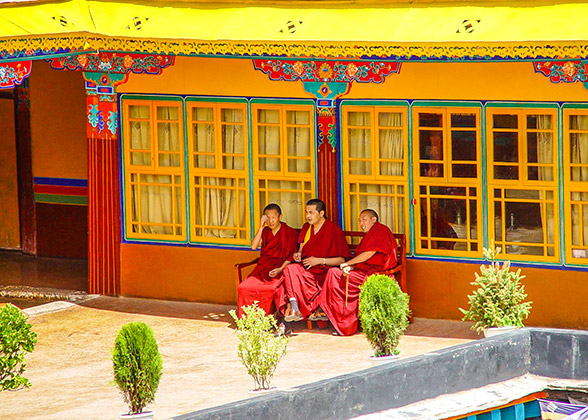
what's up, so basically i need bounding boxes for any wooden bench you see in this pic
[234,231,408,326]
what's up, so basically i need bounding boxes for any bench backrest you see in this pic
[343,230,406,267]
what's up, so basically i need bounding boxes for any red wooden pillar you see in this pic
[317,105,339,225]
[84,72,127,295]
[14,79,36,255]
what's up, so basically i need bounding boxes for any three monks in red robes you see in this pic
[313,209,398,336]
[274,199,351,324]
[237,203,298,317]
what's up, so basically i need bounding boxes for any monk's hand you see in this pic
[269,267,283,278]
[293,252,302,262]
[260,215,269,227]
[340,263,352,274]
[303,257,320,269]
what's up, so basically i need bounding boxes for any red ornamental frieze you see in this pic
[0,61,31,88]
[533,60,588,83]
[253,59,401,83]
[47,52,174,75]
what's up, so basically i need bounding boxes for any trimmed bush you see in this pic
[0,303,37,391]
[460,246,532,333]
[229,303,289,390]
[112,322,163,414]
[359,274,410,357]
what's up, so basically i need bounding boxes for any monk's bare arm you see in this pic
[268,260,291,278]
[251,215,268,250]
[340,251,376,271]
[302,256,345,269]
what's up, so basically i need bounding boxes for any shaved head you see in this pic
[360,209,379,222]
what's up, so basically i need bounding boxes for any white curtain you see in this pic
[200,108,246,239]
[570,115,588,253]
[536,115,556,254]
[256,109,311,228]
[347,111,405,233]
[129,105,179,236]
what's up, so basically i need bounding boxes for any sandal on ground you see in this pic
[284,310,303,322]
[308,310,329,322]
[332,331,340,336]
[274,322,293,337]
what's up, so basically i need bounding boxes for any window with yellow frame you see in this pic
[341,105,408,237]
[187,100,249,245]
[563,109,588,265]
[122,99,186,241]
[413,107,482,257]
[252,103,315,229]
[487,108,559,262]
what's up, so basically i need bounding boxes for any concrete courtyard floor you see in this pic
[0,296,480,420]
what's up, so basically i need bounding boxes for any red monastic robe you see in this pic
[319,222,397,336]
[274,219,351,318]
[237,223,298,317]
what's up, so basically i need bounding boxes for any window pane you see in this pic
[493,114,517,129]
[451,113,476,128]
[222,125,244,155]
[419,113,443,128]
[527,114,552,130]
[569,115,588,182]
[259,109,279,124]
[129,105,149,119]
[379,112,403,127]
[493,132,518,162]
[157,106,178,120]
[348,183,406,234]
[192,107,213,122]
[287,110,310,125]
[419,130,443,177]
[451,130,476,161]
[221,108,243,123]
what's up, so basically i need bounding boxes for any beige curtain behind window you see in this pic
[130,105,179,235]
[536,115,556,253]
[203,108,245,239]
[570,115,588,250]
[347,111,405,233]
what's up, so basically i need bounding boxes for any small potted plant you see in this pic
[359,274,410,365]
[229,303,289,394]
[459,245,533,337]
[112,322,163,419]
[0,303,37,392]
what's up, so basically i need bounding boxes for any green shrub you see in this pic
[112,322,163,414]
[229,303,289,390]
[459,246,533,333]
[0,303,37,391]
[359,274,410,357]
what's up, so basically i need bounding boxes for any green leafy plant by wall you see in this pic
[460,246,533,334]
[0,303,37,391]
[229,303,289,391]
[112,322,163,415]
[359,274,410,357]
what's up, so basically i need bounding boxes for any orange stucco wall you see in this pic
[117,57,588,328]
[0,96,20,250]
[118,56,307,97]
[29,60,87,180]
[121,243,258,305]
[408,259,588,329]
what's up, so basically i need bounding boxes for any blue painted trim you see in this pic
[247,98,255,240]
[33,177,88,187]
[407,101,415,257]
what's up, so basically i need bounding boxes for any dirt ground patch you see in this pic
[0,296,478,420]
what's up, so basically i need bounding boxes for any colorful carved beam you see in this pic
[533,60,588,87]
[253,59,400,83]
[47,52,174,74]
[0,61,31,89]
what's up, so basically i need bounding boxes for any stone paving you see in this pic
[1,296,479,420]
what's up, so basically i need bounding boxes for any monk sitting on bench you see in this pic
[274,199,351,332]
[236,203,298,317]
[310,209,398,336]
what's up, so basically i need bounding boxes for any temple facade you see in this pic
[0,0,587,327]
